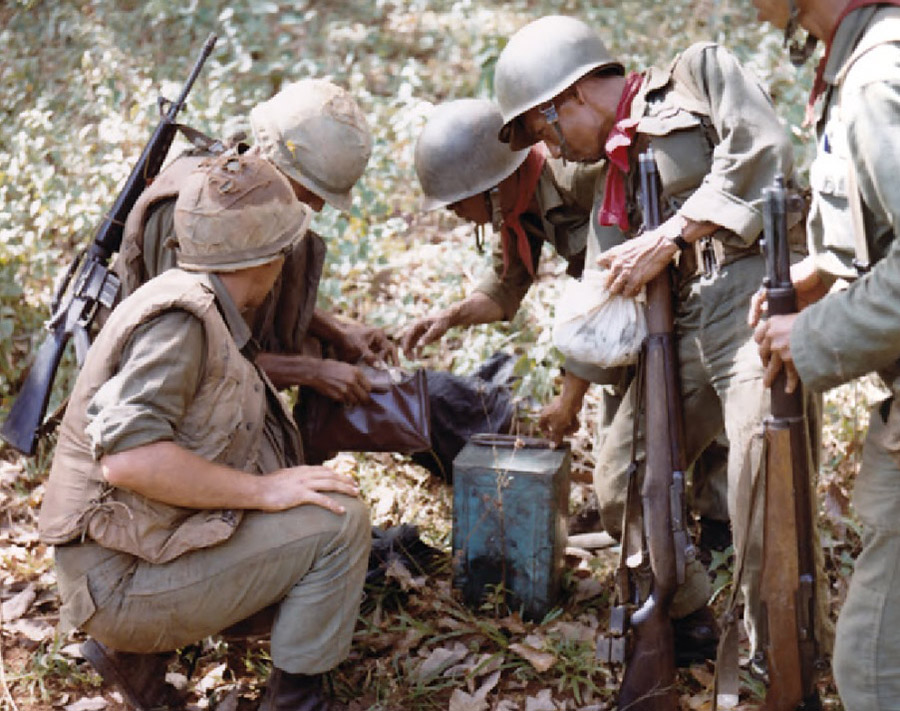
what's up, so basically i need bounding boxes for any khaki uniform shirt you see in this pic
[474,159,600,320]
[569,43,793,385]
[793,7,900,392]
[587,42,793,262]
[89,273,293,474]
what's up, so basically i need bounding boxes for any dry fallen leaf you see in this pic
[384,557,425,591]
[414,642,469,682]
[63,697,108,711]
[524,688,558,711]
[6,616,54,642]
[509,642,556,673]
[1,583,36,622]
[448,688,489,711]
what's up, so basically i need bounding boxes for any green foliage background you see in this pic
[0,0,816,420]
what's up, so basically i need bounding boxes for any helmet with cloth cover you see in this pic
[174,153,311,272]
[493,15,623,150]
[415,98,530,211]
[249,79,372,213]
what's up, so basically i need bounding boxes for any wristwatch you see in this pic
[666,217,690,251]
[669,231,690,251]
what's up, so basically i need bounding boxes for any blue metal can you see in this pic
[452,434,570,620]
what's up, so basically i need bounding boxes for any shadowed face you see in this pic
[521,79,620,163]
[288,178,326,212]
[246,254,286,310]
[752,0,792,29]
[448,193,490,225]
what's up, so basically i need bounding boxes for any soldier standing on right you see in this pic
[492,14,807,666]
[752,0,900,707]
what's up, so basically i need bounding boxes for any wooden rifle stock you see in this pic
[758,176,820,710]
[616,149,687,711]
[0,34,217,456]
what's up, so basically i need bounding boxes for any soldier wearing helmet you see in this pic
[115,78,396,426]
[400,98,598,360]
[752,1,900,706]
[39,153,370,711]
[494,14,820,670]
[403,98,731,541]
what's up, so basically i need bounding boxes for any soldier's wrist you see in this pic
[664,214,690,251]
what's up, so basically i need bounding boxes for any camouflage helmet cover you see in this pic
[175,153,311,272]
[415,98,530,211]
[250,79,372,213]
[494,15,622,149]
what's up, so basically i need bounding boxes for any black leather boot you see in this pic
[672,605,720,667]
[258,669,347,711]
[82,638,183,710]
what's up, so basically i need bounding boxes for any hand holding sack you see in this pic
[298,365,431,461]
[552,268,647,367]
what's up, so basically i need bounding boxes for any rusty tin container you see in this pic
[452,434,570,620]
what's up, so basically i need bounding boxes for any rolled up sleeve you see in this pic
[677,45,794,243]
[85,310,206,458]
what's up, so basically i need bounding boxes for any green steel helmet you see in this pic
[415,98,530,211]
[494,15,622,149]
[174,153,311,272]
[250,78,372,213]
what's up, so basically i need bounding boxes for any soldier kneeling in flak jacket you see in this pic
[39,154,370,711]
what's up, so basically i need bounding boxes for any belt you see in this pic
[676,231,760,282]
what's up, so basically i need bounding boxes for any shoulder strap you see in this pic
[669,42,717,116]
[833,9,900,273]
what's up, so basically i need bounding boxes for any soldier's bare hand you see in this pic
[791,257,829,310]
[259,466,360,513]
[399,313,452,359]
[539,396,581,446]
[333,321,398,366]
[754,314,799,389]
[597,229,678,297]
[749,257,829,328]
[309,360,372,405]
[748,287,768,328]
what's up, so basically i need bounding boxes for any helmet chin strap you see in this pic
[487,186,503,234]
[784,0,818,67]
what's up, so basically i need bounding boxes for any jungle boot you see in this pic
[258,669,348,711]
[82,638,183,710]
[672,605,720,667]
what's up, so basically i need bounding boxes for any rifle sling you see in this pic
[713,430,766,709]
[615,351,646,607]
[175,123,227,155]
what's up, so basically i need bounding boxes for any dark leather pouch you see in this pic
[299,366,431,459]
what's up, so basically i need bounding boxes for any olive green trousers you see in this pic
[593,257,822,635]
[833,397,900,710]
[55,495,370,675]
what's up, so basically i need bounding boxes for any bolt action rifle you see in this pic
[597,148,690,711]
[1,34,217,456]
[757,175,821,710]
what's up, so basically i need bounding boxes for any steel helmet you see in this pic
[494,15,622,149]
[250,79,372,213]
[415,98,530,211]
[175,153,311,272]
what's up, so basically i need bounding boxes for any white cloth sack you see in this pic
[552,268,647,367]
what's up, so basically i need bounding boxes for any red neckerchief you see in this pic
[500,145,547,278]
[598,72,644,231]
[805,0,900,124]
